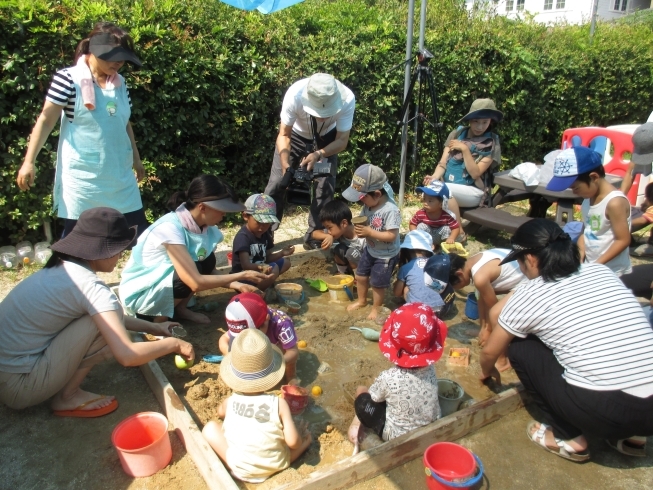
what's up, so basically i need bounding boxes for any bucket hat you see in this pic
[400,230,434,254]
[424,254,451,294]
[458,98,503,123]
[89,32,141,67]
[632,123,653,176]
[342,164,388,202]
[301,73,346,118]
[379,302,447,368]
[220,329,285,393]
[244,194,280,224]
[225,293,269,338]
[545,146,603,192]
[415,181,451,199]
[51,207,137,260]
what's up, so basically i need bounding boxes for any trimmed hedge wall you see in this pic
[2,0,653,243]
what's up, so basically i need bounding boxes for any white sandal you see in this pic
[527,421,590,462]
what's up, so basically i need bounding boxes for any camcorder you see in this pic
[284,158,332,206]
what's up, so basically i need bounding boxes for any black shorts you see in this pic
[354,393,386,438]
[333,243,362,268]
[172,252,217,298]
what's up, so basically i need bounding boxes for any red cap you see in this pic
[379,302,447,368]
[225,293,268,337]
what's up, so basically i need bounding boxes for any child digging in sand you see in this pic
[218,292,299,384]
[347,303,446,447]
[342,164,401,320]
[231,193,295,290]
[203,329,312,483]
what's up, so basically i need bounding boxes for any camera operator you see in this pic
[264,73,356,249]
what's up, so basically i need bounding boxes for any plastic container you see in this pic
[112,412,172,477]
[0,246,18,270]
[226,252,233,266]
[437,379,465,416]
[281,385,309,415]
[275,283,304,302]
[441,242,469,258]
[423,442,483,490]
[34,241,52,265]
[16,241,34,266]
[325,274,355,302]
[351,216,369,226]
[286,300,301,314]
[464,293,479,320]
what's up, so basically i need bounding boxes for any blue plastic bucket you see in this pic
[465,292,479,320]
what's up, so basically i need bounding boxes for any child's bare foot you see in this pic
[496,356,512,372]
[366,306,380,321]
[175,306,210,324]
[347,301,367,312]
[51,389,115,412]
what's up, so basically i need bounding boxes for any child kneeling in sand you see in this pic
[218,292,299,383]
[203,329,312,483]
[348,303,446,446]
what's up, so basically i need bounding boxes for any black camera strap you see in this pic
[309,115,337,151]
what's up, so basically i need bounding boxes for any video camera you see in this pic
[417,48,434,66]
[285,159,332,206]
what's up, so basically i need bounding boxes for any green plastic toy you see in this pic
[305,278,329,292]
[349,326,380,341]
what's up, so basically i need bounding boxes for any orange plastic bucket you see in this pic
[281,385,309,415]
[112,412,172,477]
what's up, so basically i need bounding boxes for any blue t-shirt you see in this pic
[397,258,444,312]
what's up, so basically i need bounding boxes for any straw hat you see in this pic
[220,329,285,393]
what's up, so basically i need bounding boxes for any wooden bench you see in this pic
[462,207,532,234]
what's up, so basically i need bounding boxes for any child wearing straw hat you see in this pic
[218,292,299,383]
[347,303,446,445]
[203,329,312,483]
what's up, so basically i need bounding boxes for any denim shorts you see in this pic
[356,248,399,289]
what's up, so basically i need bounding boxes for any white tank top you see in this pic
[471,248,527,292]
[582,191,632,276]
[224,393,290,482]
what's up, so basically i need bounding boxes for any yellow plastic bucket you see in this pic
[325,275,355,302]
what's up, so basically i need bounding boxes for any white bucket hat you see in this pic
[400,230,434,254]
[301,73,345,118]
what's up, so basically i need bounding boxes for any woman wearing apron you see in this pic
[120,175,270,324]
[17,22,148,237]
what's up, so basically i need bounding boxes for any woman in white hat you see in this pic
[423,98,503,235]
[264,73,356,249]
[0,207,194,417]
[16,22,149,238]
[202,329,312,482]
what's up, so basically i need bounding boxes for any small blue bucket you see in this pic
[465,292,479,320]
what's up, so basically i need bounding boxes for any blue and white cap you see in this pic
[423,254,451,294]
[545,146,603,192]
[415,181,451,199]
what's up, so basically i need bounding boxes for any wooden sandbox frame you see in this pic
[139,248,527,490]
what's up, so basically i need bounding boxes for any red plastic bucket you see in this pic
[112,412,172,477]
[423,442,482,490]
[227,252,233,266]
[281,385,309,415]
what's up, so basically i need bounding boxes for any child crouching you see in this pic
[203,329,312,483]
[348,303,446,444]
[343,164,402,320]
[411,181,462,246]
[218,292,299,383]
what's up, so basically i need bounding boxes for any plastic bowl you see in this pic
[441,242,469,258]
[275,283,304,302]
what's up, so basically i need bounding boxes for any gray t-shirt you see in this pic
[0,260,119,373]
[360,199,402,259]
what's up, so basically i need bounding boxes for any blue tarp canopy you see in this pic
[218,0,304,14]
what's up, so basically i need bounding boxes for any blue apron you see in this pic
[119,213,223,318]
[53,65,142,219]
[444,128,494,186]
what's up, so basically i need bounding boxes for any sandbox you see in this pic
[140,249,524,490]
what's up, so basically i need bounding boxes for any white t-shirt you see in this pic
[470,248,527,292]
[0,261,119,373]
[498,263,653,392]
[280,78,356,140]
[140,221,186,265]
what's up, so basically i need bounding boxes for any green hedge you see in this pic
[2,0,653,243]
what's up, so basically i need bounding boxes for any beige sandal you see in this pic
[527,421,590,462]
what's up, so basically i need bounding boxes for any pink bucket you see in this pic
[112,412,172,477]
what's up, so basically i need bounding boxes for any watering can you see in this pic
[349,327,380,341]
[305,278,329,292]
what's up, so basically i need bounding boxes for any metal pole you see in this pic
[418,0,426,51]
[397,0,416,210]
[589,0,599,43]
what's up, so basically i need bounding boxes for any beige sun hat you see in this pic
[301,73,346,118]
[457,98,503,123]
[220,329,285,393]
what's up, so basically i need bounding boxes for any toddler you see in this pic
[311,200,364,274]
[203,329,311,483]
[343,164,401,320]
[411,181,461,246]
[347,303,445,445]
[231,194,295,290]
[547,146,631,276]
[218,292,299,383]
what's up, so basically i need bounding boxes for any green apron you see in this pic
[119,212,223,318]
